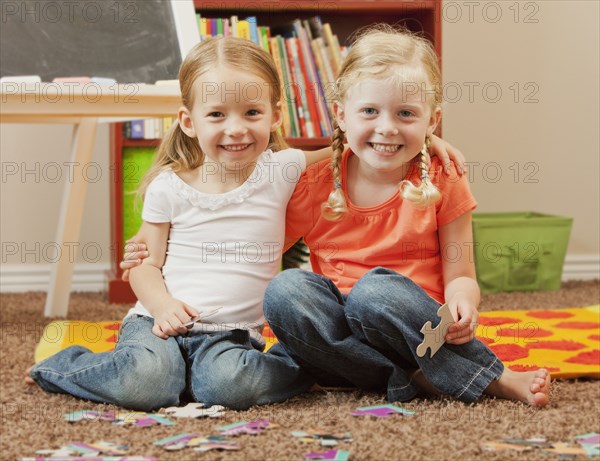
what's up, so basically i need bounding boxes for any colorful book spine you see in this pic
[277,35,300,138]
[269,37,292,138]
[286,38,312,137]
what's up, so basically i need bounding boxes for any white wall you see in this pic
[1,0,598,291]
[442,0,599,278]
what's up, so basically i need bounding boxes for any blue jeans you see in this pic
[31,315,313,411]
[263,267,504,403]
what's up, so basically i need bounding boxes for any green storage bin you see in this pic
[472,212,572,293]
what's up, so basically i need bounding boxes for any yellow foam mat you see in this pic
[35,307,599,379]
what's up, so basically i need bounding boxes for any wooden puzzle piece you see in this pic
[351,404,415,417]
[305,449,350,460]
[163,402,225,418]
[416,303,454,358]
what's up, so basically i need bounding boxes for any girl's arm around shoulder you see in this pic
[303,145,333,166]
[439,212,481,345]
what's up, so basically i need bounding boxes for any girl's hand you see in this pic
[120,239,149,282]
[429,134,466,175]
[445,294,479,345]
[152,298,198,339]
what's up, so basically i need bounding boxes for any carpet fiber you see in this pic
[2,280,599,460]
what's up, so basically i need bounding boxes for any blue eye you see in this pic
[361,108,377,115]
[246,109,261,117]
[399,110,414,117]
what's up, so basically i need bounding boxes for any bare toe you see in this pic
[24,366,35,385]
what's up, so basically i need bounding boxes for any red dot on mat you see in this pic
[564,349,600,365]
[104,323,121,330]
[589,335,600,341]
[509,364,560,373]
[489,344,530,361]
[495,327,553,338]
[526,340,586,351]
[478,316,521,326]
[554,321,600,330]
[526,311,574,319]
[105,334,118,343]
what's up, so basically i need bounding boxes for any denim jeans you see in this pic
[31,315,313,411]
[263,267,504,403]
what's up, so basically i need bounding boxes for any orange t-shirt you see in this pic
[285,150,477,304]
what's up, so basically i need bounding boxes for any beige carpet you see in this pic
[2,280,599,461]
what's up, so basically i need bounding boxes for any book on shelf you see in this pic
[122,15,346,142]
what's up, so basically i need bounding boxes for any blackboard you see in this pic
[0,0,193,83]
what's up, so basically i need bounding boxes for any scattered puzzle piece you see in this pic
[292,430,353,446]
[575,432,600,457]
[351,404,415,417]
[305,449,350,460]
[217,419,274,436]
[416,303,454,358]
[65,410,174,427]
[22,440,152,461]
[163,402,225,418]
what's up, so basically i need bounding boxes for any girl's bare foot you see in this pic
[485,368,550,407]
[24,366,35,385]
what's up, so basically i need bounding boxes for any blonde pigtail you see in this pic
[400,137,441,208]
[320,122,348,221]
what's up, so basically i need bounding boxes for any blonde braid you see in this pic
[320,121,348,221]
[400,136,441,208]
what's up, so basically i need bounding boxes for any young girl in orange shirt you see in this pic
[263,26,550,406]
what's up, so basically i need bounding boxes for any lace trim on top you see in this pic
[165,150,273,210]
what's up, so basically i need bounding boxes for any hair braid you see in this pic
[400,136,441,207]
[321,121,348,221]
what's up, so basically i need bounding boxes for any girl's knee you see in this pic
[115,362,184,410]
[191,365,262,410]
[113,349,185,410]
[264,270,318,321]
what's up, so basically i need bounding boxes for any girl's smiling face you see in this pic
[334,77,440,177]
[179,65,282,172]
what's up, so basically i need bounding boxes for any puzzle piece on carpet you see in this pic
[65,409,175,427]
[292,430,353,446]
[351,404,415,417]
[163,402,225,418]
[483,438,591,457]
[21,440,148,461]
[305,449,350,460]
[416,303,454,358]
[217,419,275,436]
[575,432,600,457]
[154,433,240,452]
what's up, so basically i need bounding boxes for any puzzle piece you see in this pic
[182,306,223,328]
[351,404,415,417]
[292,430,353,446]
[217,419,273,436]
[163,402,225,418]
[305,449,350,460]
[416,303,454,358]
[575,432,600,457]
[26,441,136,460]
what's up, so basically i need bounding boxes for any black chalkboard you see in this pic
[0,0,183,83]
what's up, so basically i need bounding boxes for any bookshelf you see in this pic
[107,0,442,303]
